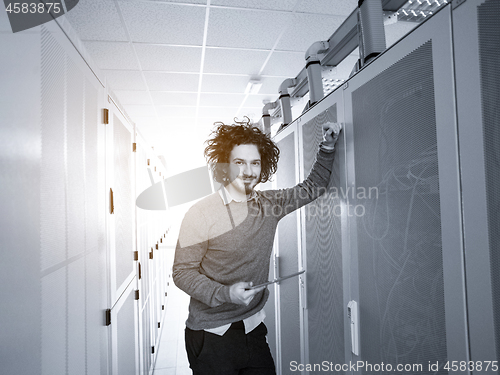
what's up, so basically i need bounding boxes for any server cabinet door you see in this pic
[297,86,348,374]
[106,103,136,306]
[273,122,304,374]
[110,278,139,375]
[453,0,500,370]
[106,100,139,374]
[37,20,110,375]
[342,5,467,373]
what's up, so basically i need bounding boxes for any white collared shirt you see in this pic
[205,309,266,336]
[218,185,258,205]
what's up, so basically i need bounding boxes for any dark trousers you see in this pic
[185,321,276,375]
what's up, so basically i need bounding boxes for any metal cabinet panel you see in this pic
[41,268,66,375]
[111,113,135,296]
[111,280,138,375]
[275,5,469,374]
[84,70,108,375]
[38,21,111,375]
[299,99,346,374]
[341,6,467,372]
[67,58,86,261]
[40,25,66,272]
[272,122,303,374]
[453,0,500,370]
[135,138,171,374]
[351,40,447,371]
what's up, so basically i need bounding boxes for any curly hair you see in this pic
[204,118,280,184]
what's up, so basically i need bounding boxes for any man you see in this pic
[173,118,341,375]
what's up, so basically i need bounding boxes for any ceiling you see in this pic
[64,0,418,175]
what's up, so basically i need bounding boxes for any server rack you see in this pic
[342,6,466,372]
[135,133,171,375]
[38,20,111,375]
[267,2,498,373]
[0,14,172,375]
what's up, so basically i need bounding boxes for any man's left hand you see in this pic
[229,282,265,306]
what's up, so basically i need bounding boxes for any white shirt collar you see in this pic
[219,186,258,205]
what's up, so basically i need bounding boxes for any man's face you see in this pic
[227,144,262,195]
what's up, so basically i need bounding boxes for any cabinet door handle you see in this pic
[110,188,114,214]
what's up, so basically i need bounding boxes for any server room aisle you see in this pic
[154,281,192,375]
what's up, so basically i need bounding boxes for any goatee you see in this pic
[244,182,253,195]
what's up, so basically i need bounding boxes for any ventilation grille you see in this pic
[478,0,500,364]
[395,0,448,22]
[352,41,447,373]
[41,25,66,272]
[302,104,345,373]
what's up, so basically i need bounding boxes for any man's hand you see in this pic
[229,282,265,306]
[322,122,342,149]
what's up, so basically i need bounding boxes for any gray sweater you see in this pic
[172,146,335,330]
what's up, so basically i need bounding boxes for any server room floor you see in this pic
[154,282,192,375]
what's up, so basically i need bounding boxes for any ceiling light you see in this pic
[245,79,262,94]
[396,0,445,22]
